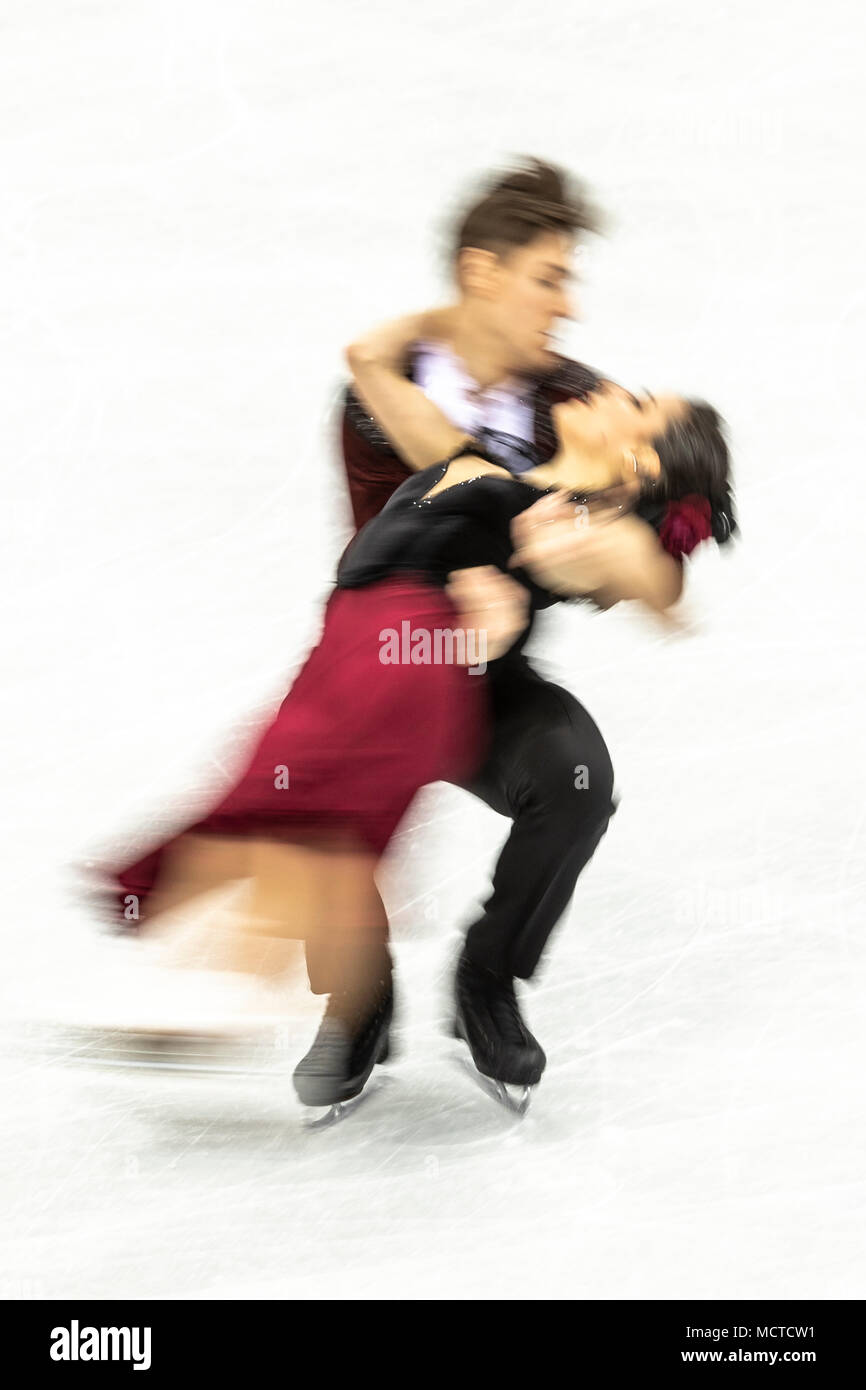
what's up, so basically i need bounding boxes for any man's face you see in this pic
[481,231,578,373]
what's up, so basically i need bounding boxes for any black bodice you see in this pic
[336,460,563,610]
[334,457,642,664]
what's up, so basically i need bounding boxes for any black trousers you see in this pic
[452,656,617,980]
[305,657,616,994]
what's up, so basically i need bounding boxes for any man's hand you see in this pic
[446,565,530,664]
[510,492,684,615]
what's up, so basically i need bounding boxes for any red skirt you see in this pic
[110,579,489,925]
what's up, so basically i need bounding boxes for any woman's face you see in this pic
[552,383,686,460]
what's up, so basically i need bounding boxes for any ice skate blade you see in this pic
[492,1081,532,1116]
[301,1078,384,1129]
[454,1052,534,1118]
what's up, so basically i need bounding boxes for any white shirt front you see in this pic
[412,340,536,446]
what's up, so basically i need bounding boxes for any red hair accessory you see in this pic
[659,494,713,560]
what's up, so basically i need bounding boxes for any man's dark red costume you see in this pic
[342,357,605,530]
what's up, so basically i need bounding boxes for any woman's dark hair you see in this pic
[452,157,601,266]
[646,400,738,544]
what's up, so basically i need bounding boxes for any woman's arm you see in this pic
[589,517,685,614]
[345,309,473,472]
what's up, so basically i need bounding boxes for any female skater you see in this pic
[94,382,734,1108]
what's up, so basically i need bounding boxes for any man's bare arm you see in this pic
[345,310,472,472]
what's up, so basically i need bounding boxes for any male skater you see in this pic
[293,159,687,1107]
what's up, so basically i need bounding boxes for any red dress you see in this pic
[111,578,489,925]
[104,448,574,928]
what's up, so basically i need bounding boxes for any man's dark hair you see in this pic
[648,401,738,543]
[452,157,601,266]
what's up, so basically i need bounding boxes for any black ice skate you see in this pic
[453,955,545,1114]
[292,977,393,1118]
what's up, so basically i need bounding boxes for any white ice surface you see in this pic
[1,0,865,1300]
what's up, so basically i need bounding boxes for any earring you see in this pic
[631,453,638,473]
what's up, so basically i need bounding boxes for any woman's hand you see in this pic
[346,307,458,372]
[510,493,684,614]
[510,492,620,595]
[446,566,530,665]
[345,307,468,472]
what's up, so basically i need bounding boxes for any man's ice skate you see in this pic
[452,954,545,1115]
[293,976,393,1123]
